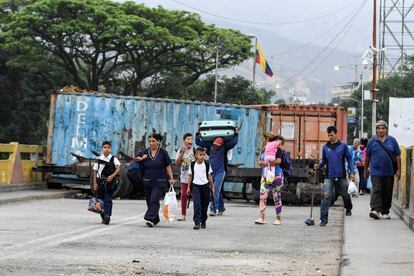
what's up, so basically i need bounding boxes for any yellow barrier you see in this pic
[398,146,407,207]
[0,143,46,184]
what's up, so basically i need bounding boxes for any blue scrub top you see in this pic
[366,135,400,177]
[138,147,172,181]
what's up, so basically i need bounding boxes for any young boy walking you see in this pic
[175,133,196,221]
[92,141,121,225]
[187,147,215,230]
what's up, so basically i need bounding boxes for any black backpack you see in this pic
[280,150,292,178]
[190,161,210,184]
[97,156,119,192]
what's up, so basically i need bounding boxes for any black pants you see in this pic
[370,176,394,215]
[97,181,113,217]
[192,184,211,225]
[144,183,164,224]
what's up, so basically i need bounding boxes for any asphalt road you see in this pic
[0,198,344,275]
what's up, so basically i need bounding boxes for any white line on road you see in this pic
[0,213,146,261]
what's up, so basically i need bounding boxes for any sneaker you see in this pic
[319,220,328,227]
[209,211,216,217]
[177,216,186,221]
[193,224,201,230]
[369,211,381,220]
[201,223,206,229]
[103,216,110,225]
[345,210,352,216]
[217,211,224,216]
[254,218,266,225]
[381,214,391,219]
[273,215,282,225]
[145,221,154,228]
[359,191,364,195]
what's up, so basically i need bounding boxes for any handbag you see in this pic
[375,140,398,174]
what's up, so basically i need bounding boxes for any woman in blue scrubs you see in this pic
[138,134,174,227]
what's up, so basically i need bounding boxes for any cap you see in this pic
[376,120,388,129]
[213,137,224,146]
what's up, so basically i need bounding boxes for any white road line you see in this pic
[0,213,146,261]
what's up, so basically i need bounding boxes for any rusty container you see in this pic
[254,105,348,159]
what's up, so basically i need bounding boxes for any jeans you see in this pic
[370,176,394,215]
[320,177,353,222]
[97,184,113,217]
[210,171,226,213]
[192,184,211,225]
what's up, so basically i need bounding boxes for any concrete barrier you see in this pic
[0,143,46,185]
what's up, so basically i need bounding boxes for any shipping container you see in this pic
[47,91,262,167]
[253,104,348,159]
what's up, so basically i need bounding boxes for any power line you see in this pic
[273,3,368,57]
[170,0,364,26]
[279,0,367,86]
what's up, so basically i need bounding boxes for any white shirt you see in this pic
[92,154,121,178]
[188,161,213,185]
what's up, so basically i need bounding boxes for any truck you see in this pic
[37,89,348,204]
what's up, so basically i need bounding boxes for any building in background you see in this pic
[331,82,358,102]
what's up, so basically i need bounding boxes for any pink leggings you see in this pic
[180,183,188,216]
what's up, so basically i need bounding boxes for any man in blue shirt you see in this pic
[314,126,354,226]
[195,127,239,216]
[365,120,401,220]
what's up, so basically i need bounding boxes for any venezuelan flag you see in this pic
[255,42,273,77]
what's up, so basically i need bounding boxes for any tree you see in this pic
[3,0,252,94]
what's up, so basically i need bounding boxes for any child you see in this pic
[175,133,196,221]
[263,137,282,180]
[187,147,215,230]
[92,141,121,225]
[255,134,284,225]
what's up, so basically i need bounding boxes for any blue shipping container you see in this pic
[50,91,261,168]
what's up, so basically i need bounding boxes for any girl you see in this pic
[255,133,285,225]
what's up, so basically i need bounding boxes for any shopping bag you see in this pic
[88,197,104,213]
[265,165,275,184]
[367,176,372,190]
[163,187,178,222]
[348,181,358,196]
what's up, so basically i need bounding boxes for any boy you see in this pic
[187,147,215,230]
[175,133,196,221]
[92,141,121,225]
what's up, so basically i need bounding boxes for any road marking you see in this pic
[0,213,146,260]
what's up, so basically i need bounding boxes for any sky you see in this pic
[124,0,376,102]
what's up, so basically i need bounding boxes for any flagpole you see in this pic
[214,36,219,103]
[252,36,257,88]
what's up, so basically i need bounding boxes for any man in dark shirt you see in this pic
[365,120,401,220]
[314,126,354,226]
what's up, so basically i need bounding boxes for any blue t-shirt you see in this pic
[366,135,400,177]
[138,148,172,181]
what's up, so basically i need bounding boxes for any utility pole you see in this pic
[360,72,364,137]
[252,37,257,87]
[372,0,378,136]
[214,36,219,103]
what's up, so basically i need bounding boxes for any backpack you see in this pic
[190,161,210,184]
[97,156,119,192]
[280,150,292,177]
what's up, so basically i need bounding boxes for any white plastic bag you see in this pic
[163,186,177,222]
[348,181,358,196]
[265,165,275,184]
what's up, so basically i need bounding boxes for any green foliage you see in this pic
[0,0,253,143]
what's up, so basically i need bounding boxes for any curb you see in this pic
[0,190,78,206]
[392,200,414,232]
[0,182,46,193]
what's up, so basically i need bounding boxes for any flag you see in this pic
[255,42,273,77]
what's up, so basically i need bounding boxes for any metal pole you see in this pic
[214,36,219,103]
[360,72,364,138]
[252,37,257,87]
[372,0,378,136]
